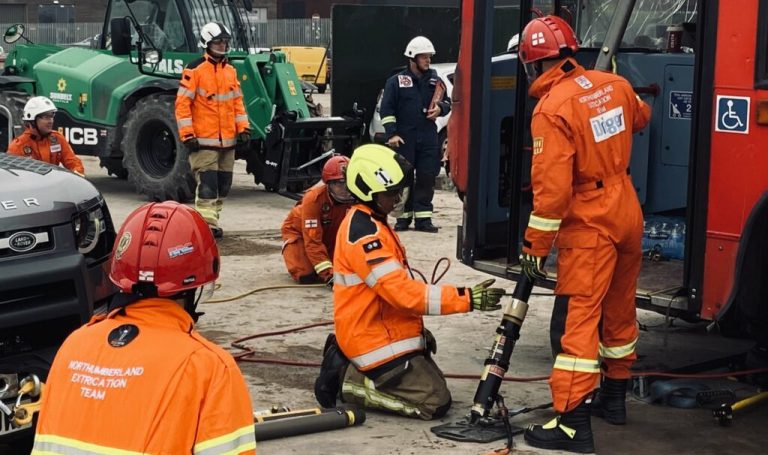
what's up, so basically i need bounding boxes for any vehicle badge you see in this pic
[8,231,37,252]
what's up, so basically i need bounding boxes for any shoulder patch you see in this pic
[186,57,206,70]
[23,146,33,156]
[349,210,378,243]
[398,75,413,88]
[362,239,382,253]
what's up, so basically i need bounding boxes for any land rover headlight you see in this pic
[73,206,106,255]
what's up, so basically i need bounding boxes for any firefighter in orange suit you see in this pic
[517,16,651,453]
[33,202,256,454]
[176,21,250,239]
[322,144,505,420]
[7,96,84,176]
[281,155,355,284]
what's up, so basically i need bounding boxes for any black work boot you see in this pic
[394,218,411,232]
[414,219,439,233]
[592,378,628,425]
[210,226,224,239]
[524,399,594,453]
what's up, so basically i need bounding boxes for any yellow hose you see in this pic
[205,283,327,304]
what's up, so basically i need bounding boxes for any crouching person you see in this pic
[316,144,505,420]
[32,202,256,454]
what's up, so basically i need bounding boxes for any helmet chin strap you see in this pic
[206,46,229,59]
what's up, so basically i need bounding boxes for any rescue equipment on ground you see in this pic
[252,406,365,441]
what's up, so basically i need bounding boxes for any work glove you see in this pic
[318,268,334,287]
[470,279,505,311]
[237,131,251,146]
[183,137,200,152]
[520,252,547,282]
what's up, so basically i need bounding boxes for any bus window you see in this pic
[756,0,768,88]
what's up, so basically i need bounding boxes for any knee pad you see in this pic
[217,170,234,197]
[198,171,218,200]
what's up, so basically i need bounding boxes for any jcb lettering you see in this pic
[590,106,626,143]
[62,127,99,145]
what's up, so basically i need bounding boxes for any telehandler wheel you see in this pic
[0,92,26,150]
[99,157,128,179]
[121,95,195,202]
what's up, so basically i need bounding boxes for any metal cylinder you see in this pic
[253,407,366,441]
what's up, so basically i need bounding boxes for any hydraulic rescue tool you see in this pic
[713,391,768,426]
[252,406,365,441]
[432,274,546,444]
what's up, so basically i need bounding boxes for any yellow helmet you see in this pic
[346,144,411,202]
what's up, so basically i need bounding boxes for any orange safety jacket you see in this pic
[175,55,250,150]
[281,183,351,274]
[33,298,256,455]
[522,58,651,257]
[333,204,471,371]
[7,129,84,174]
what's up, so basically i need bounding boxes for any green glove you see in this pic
[520,252,547,282]
[470,279,505,311]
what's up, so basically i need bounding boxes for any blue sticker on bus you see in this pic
[669,91,693,120]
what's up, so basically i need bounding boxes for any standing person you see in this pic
[7,96,84,176]
[281,155,355,284]
[380,36,451,233]
[32,202,256,454]
[323,144,505,420]
[516,16,651,453]
[176,21,250,239]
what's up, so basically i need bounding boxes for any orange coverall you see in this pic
[333,204,470,371]
[522,58,651,413]
[281,183,351,282]
[33,298,256,454]
[7,129,84,175]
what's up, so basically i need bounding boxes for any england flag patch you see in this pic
[305,219,318,228]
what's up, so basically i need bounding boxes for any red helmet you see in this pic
[519,15,579,65]
[110,202,219,297]
[322,155,350,183]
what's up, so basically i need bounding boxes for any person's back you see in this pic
[33,201,255,455]
[35,299,254,453]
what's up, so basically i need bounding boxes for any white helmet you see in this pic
[507,34,520,52]
[23,96,57,121]
[200,22,232,53]
[404,36,436,58]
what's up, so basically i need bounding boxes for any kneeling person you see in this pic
[281,155,355,284]
[329,144,505,420]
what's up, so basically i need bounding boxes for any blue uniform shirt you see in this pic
[380,68,451,141]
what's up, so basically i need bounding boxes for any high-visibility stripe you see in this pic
[197,137,237,147]
[342,377,420,416]
[333,272,364,286]
[414,211,432,219]
[177,87,196,99]
[177,118,193,127]
[314,261,332,273]
[32,434,143,454]
[426,285,442,315]
[235,115,249,123]
[381,115,396,125]
[553,354,600,374]
[541,417,577,438]
[194,425,256,455]
[398,212,413,219]
[364,261,402,287]
[599,338,637,359]
[528,214,562,232]
[350,335,424,369]
[196,88,208,98]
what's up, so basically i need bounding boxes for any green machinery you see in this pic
[0,0,363,201]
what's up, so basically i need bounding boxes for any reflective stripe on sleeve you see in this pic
[527,214,562,232]
[32,434,144,454]
[599,338,637,359]
[350,336,425,369]
[553,354,600,373]
[364,261,402,287]
[194,424,256,455]
[177,87,196,99]
[314,261,332,273]
[235,115,249,123]
[334,272,364,286]
[177,118,193,127]
[381,115,396,125]
[426,285,442,315]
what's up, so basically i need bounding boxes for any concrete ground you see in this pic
[76,91,766,454]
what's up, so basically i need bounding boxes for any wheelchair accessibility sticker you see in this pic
[715,95,750,134]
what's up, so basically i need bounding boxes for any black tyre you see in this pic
[121,94,194,201]
[99,156,128,179]
[0,91,27,151]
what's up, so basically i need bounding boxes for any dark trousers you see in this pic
[396,131,440,222]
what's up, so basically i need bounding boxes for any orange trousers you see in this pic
[282,236,320,283]
[548,181,642,413]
